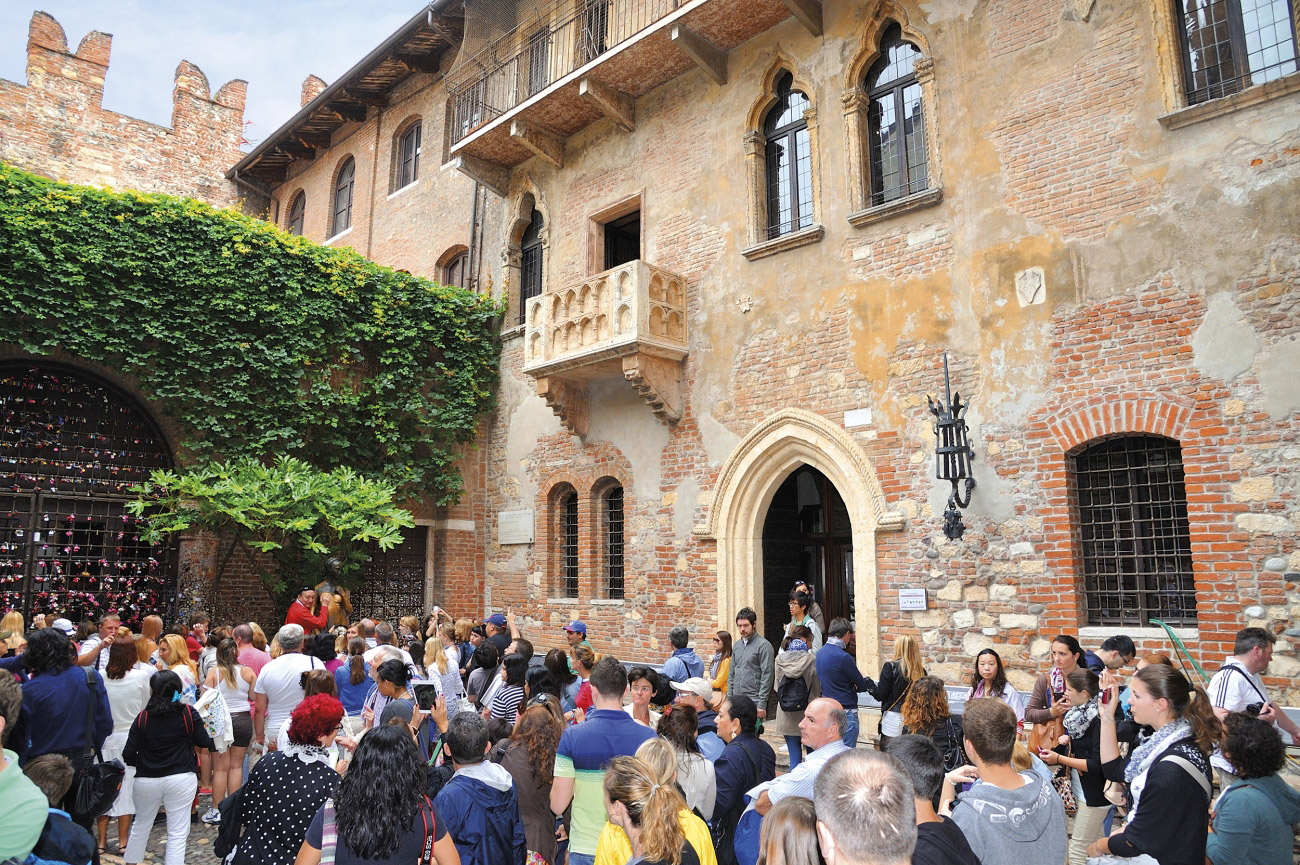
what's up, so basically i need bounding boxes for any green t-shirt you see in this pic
[0,749,48,860]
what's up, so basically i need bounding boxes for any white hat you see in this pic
[670,677,712,699]
[51,618,75,636]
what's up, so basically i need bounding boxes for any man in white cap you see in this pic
[50,618,76,638]
[671,677,725,760]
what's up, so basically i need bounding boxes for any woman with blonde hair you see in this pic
[756,796,823,865]
[157,633,197,701]
[599,756,704,865]
[140,615,163,657]
[423,625,464,722]
[871,633,925,746]
[132,634,152,666]
[1,610,23,654]
[200,637,256,824]
[248,622,268,651]
[594,741,715,865]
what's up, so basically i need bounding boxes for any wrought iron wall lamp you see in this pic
[927,352,976,540]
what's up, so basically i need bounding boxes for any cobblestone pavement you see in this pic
[99,793,222,865]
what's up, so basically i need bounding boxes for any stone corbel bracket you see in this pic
[536,376,590,437]
[623,353,683,424]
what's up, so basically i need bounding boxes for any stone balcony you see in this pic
[522,260,687,436]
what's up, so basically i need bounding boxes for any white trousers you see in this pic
[124,772,197,865]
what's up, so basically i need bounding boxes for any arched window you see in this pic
[604,485,625,599]
[867,26,928,206]
[560,489,579,598]
[398,123,421,188]
[1072,435,1195,626]
[519,208,544,324]
[332,157,355,236]
[443,250,469,288]
[287,192,305,236]
[763,73,813,239]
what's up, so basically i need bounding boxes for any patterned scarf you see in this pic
[1063,695,1100,740]
[1124,717,1191,784]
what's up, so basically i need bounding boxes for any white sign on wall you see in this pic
[898,588,928,611]
[498,510,535,545]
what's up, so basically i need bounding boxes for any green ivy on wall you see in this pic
[0,162,501,501]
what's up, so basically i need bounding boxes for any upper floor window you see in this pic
[444,251,470,288]
[398,123,422,189]
[1177,0,1298,104]
[579,0,610,63]
[287,192,305,236]
[333,157,355,236]
[867,26,928,206]
[560,489,579,598]
[527,28,551,96]
[1073,435,1196,627]
[605,486,625,599]
[452,81,487,140]
[763,72,813,240]
[519,208,544,324]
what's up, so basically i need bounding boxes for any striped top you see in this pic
[554,708,658,855]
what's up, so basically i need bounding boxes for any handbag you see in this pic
[1027,684,1066,754]
[1053,766,1077,815]
[69,667,126,822]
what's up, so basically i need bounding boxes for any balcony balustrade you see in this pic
[522,260,688,435]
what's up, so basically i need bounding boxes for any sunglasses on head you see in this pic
[531,693,550,706]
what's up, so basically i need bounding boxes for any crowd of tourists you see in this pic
[0,581,1298,865]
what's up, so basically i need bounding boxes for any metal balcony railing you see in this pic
[448,0,682,144]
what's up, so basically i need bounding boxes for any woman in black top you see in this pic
[871,634,924,746]
[1089,664,1221,865]
[121,670,214,865]
[1037,668,1105,865]
[233,694,344,865]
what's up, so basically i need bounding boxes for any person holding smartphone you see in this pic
[1037,669,1106,865]
[1026,635,1085,726]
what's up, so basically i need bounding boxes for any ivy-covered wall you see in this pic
[0,162,501,502]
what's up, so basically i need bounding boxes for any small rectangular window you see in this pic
[603,211,640,270]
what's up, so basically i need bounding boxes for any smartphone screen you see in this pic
[413,683,439,710]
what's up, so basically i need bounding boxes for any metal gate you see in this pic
[0,363,176,629]
[350,525,428,623]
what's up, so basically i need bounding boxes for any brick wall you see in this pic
[0,11,246,208]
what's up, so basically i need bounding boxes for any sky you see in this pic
[0,2,421,149]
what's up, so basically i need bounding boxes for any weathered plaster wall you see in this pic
[475,0,1300,698]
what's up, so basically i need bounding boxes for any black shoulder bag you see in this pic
[68,667,126,822]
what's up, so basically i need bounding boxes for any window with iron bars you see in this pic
[1073,435,1197,627]
[867,25,929,207]
[606,486,624,599]
[561,491,579,598]
[1177,0,1298,104]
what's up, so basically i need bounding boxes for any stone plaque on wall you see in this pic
[498,510,535,545]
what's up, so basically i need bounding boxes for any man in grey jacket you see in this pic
[947,698,1066,865]
[727,607,774,721]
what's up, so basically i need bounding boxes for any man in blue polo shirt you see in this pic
[815,617,876,747]
[551,656,656,865]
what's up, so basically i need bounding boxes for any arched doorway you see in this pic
[0,362,176,628]
[761,465,853,648]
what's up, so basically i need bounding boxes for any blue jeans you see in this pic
[785,735,804,769]
[842,708,859,747]
[569,853,596,865]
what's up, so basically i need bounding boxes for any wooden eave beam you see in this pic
[779,0,823,36]
[339,89,389,108]
[670,24,727,86]
[294,132,331,150]
[276,142,315,161]
[510,119,564,169]
[326,102,368,123]
[578,77,635,132]
[394,52,441,73]
[451,155,509,197]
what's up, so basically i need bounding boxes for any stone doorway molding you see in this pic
[696,407,906,671]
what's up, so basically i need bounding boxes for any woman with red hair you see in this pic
[230,695,344,865]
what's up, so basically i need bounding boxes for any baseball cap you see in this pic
[51,618,75,636]
[670,677,712,700]
[563,620,587,636]
[483,612,507,627]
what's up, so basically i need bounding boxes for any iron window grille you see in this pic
[606,486,625,599]
[763,72,814,240]
[1073,435,1197,627]
[867,25,929,207]
[287,192,305,236]
[579,0,611,64]
[519,208,545,324]
[452,79,489,140]
[561,491,579,598]
[444,251,469,289]
[333,158,355,235]
[398,123,422,189]
[1177,0,1298,104]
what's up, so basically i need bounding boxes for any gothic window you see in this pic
[763,73,813,240]
[332,157,355,236]
[287,192,305,236]
[398,123,421,188]
[605,486,625,599]
[1073,436,1196,627]
[1177,0,1298,104]
[519,208,544,324]
[867,25,928,206]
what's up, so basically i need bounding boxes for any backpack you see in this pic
[777,675,809,713]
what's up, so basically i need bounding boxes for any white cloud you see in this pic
[0,2,416,149]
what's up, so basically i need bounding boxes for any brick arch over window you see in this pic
[437,244,470,289]
[698,407,905,673]
[741,54,823,252]
[591,474,631,600]
[842,5,943,221]
[330,154,356,237]
[542,479,582,599]
[391,115,423,192]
